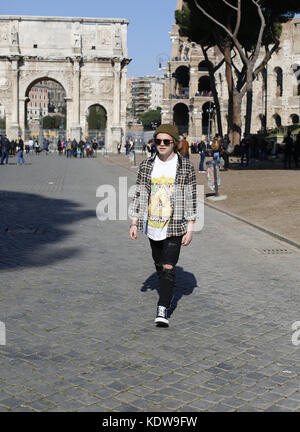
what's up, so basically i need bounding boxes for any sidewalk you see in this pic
[99,152,300,245]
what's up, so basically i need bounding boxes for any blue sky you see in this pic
[0,0,177,78]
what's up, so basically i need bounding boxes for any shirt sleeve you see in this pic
[184,163,197,221]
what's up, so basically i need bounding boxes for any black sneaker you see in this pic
[155,306,169,327]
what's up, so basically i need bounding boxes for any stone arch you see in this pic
[174,66,190,96]
[183,46,189,61]
[24,77,67,133]
[20,72,71,101]
[292,63,300,96]
[290,113,299,125]
[198,76,211,95]
[173,102,189,135]
[198,60,213,71]
[274,67,283,98]
[85,103,108,142]
[273,113,282,128]
[202,101,214,136]
[258,114,266,131]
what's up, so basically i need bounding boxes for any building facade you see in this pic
[128,75,164,119]
[0,15,130,151]
[162,0,300,140]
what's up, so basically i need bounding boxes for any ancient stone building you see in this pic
[162,0,300,140]
[0,15,130,151]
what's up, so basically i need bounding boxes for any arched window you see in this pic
[290,114,299,125]
[258,114,266,131]
[198,60,213,71]
[274,67,283,98]
[292,64,300,96]
[273,113,282,128]
[198,76,211,96]
[173,103,189,135]
[202,102,214,135]
[174,66,190,98]
[25,78,66,134]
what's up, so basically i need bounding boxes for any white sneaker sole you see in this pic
[155,317,169,327]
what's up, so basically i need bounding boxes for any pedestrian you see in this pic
[92,140,98,157]
[57,139,62,155]
[211,134,222,165]
[117,142,121,154]
[142,141,147,155]
[79,139,85,157]
[17,135,25,165]
[150,139,156,156]
[198,138,206,173]
[182,132,191,153]
[29,137,34,154]
[220,135,230,170]
[66,140,72,157]
[283,131,294,169]
[129,124,197,327]
[35,140,40,155]
[125,139,130,155]
[129,138,134,153]
[0,135,10,165]
[240,134,250,167]
[293,131,300,169]
[178,135,190,159]
[25,140,30,154]
[43,139,49,155]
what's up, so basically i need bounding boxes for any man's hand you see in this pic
[182,231,193,246]
[129,225,138,241]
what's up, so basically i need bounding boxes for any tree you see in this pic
[87,105,107,130]
[138,109,162,130]
[0,118,5,130]
[177,0,300,145]
[43,115,65,130]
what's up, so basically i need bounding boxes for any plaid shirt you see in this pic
[129,152,197,237]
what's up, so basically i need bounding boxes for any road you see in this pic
[0,152,299,412]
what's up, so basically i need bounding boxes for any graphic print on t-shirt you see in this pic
[148,176,175,230]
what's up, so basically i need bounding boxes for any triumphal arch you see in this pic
[0,15,130,152]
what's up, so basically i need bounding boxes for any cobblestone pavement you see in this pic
[0,153,299,412]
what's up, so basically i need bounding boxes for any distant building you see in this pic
[128,76,164,120]
[27,81,49,122]
[27,80,66,125]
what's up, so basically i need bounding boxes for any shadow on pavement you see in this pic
[141,266,197,317]
[0,191,94,270]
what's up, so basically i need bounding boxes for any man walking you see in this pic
[283,131,294,169]
[178,135,190,159]
[129,124,197,327]
[240,134,250,168]
[17,136,25,165]
[198,138,206,173]
[0,135,10,165]
[294,131,300,169]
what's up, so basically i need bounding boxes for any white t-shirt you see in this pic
[147,154,178,241]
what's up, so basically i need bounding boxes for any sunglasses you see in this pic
[154,139,174,146]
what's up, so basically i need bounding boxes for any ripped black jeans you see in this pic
[149,236,183,308]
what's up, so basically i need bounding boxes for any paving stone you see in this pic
[0,154,299,413]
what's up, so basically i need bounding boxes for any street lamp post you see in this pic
[206,102,215,145]
[38,107,44,150]
[158,54,172,124]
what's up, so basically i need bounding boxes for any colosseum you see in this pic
[161,0,300,140]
